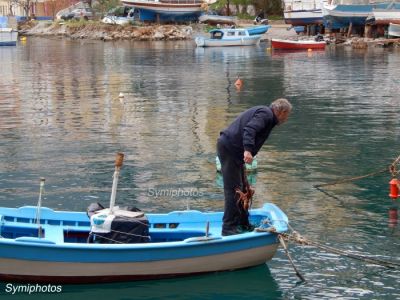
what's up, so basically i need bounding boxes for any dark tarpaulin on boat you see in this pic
[87,203,150,244]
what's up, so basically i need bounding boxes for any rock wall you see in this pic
[19,21,194,41]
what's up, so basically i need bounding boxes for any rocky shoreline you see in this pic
[19,21,196,41]
[18,20,400,49]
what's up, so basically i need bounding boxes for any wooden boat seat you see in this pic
[44,225,64,243]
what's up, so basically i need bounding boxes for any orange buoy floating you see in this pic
[235,76,243,88]
[389,178,399,199]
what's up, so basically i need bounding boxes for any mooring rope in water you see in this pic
[313,154,400,188]
[256,220,400,276]
[281,231,400,269]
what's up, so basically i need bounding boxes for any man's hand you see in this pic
[244,151,253,164]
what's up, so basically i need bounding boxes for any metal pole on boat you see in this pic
[109,152,124,214]
[36,177,45,238]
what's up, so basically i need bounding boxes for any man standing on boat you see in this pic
[217,98,292,236]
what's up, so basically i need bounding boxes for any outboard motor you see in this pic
[315,34,324,42]
[254,12,268,25]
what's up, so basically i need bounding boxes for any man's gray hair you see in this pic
[271,98,292,112]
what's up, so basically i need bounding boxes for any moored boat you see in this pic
[195,27,265,47]
[373,3,400,25]
[121,0,214,22]
[388,22,400,36]
[0,28,18,46]
[199,14,237,25]
[283,0,327,25]
[247,25,271,35]
[0,203,287,283]
[0,153,288,283]
[322,1,392,29]
[271,38,326,50]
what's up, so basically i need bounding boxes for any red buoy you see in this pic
[389,178,399,199]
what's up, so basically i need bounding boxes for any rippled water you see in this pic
[0,38,400,299]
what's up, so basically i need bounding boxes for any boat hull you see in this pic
[122,0,202,21]
[388,22,400,37]
[271,38,326,50]
[0,204,287,283]
[0,29,18,46]
[284,9,323,25]
[247,25,271,35]
[199,14,237,25]
[196,36,261,47]
[0,243,278,283]
[323,3,391,29]
[373,8,400,25]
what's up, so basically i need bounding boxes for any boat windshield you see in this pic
[211,31,223,39]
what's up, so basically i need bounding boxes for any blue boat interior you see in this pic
[0,204,287,245]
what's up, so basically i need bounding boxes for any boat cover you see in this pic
[88,203,150,244]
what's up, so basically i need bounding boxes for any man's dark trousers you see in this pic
[217,138,250,235]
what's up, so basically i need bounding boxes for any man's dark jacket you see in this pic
[219,106,278,163]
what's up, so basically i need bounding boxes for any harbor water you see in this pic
[0,37,399,299]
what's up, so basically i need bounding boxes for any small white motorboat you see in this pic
[0,28,18,46]
[195,27,263,47]
[388,22,400,37]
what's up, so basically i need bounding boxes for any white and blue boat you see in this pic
[0,204,287,283]
[247,25,271,35]
[323,0,392,29]
[388,22,400,36]
[0,28,18,46]
[195,27,269,47]
[373,2,400,24]
[121,0,213,22]
[283,0,327,25]
[0,153,287,283]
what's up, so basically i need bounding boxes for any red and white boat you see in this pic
[271,38,326,50]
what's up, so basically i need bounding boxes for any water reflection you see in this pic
[0,265,282,300]
[1,38,400,299]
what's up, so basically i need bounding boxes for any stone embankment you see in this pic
[19,21,195,41]
[18,20,400,48]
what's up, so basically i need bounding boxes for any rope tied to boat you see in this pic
[280,228,400,269]
[314,153,400,188]
[255,218,400,283]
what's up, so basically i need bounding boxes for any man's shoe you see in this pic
[222,224,254,236]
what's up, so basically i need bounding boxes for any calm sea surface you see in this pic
[0,37,399,299]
